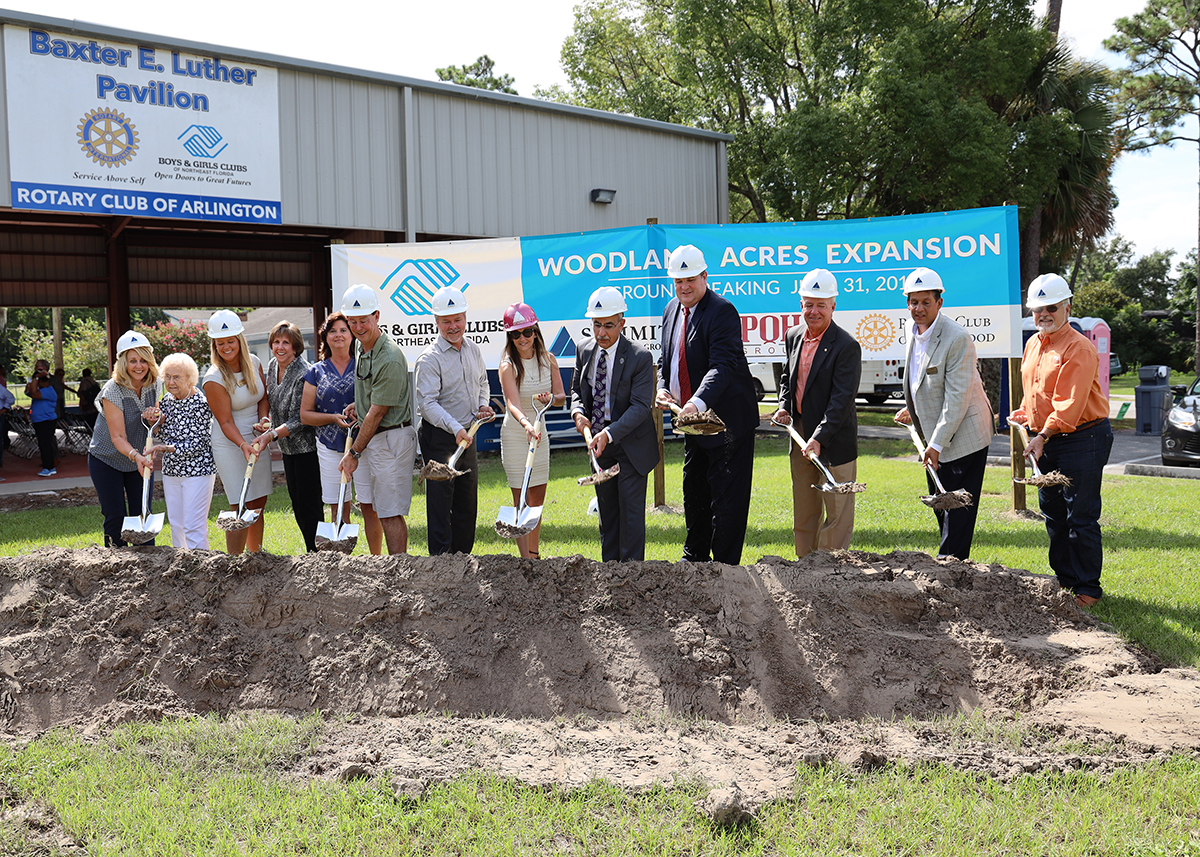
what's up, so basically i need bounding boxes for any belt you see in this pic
[374,420,413,433]
[1033,417,1106,436]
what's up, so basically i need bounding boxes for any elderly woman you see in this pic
[156,353,216,550]
[300,312,383,554]
[87,331,161,547]
[250,320,323,552]
[498,302,565,559]
[203,309,270,554]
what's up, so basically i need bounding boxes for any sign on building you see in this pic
[4,26,281,224]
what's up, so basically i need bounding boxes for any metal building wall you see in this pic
[409,90,725,238]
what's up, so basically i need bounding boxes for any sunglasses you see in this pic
[508,328,536,340]
[1036,303,1062,313]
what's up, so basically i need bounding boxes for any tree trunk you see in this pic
[1196,128,1199,372]
[1046,0,1063,36]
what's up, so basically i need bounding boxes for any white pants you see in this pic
[317,442,359,506]
[163,473,216,550]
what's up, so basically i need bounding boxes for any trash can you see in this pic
[1135,365,1172,436]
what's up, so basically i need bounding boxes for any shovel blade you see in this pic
[336,523,360,543]
[495,505,535,539]
[315,521,338,547]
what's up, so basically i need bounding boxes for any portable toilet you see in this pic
[1019,316,1110,399]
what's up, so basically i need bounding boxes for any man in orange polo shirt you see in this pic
[1011,273,1112,608]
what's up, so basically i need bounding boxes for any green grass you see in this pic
[1108,369,1194,397]
[2,714,1199,856]
[3,439,1200,855]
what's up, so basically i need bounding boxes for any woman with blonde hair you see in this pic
[157,352,216,549]
[498,302,565,559]
[203,310,270,554]
[87,330,161,547]
[251,320,322,552]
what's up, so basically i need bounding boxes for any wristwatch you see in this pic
[349,447,361,459]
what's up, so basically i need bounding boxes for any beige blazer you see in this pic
[903,313,993,462]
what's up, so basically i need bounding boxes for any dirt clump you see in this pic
[2,546,1199,801]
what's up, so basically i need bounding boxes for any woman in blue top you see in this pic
[300,311,382,554]
[25,360,58,477]
[87,331,161,546]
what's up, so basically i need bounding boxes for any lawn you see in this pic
[3,435,1200,855]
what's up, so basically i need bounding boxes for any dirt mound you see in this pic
[2,547,1199,799]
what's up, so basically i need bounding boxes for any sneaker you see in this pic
[37,468,53,477]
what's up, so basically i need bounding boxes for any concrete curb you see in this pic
[1122,463,1200,479]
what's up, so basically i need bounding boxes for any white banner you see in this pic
[5,26,281,224]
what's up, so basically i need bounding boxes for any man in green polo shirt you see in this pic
[338,283,417,554]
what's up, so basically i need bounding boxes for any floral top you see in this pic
[266,355,317,456]
[304,358,356,452]
[159,389,216,478]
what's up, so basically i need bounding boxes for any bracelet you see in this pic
[128,449,138,462]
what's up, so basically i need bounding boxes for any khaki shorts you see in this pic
[356,425,417,519]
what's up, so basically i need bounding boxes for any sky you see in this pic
[3,0,1193,267]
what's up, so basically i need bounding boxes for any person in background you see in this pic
[251,320,323,553]
[156,353,216,550]
[86,332,160,546]
[51,367,67,421]
[498,302,565,559]
[570,287,659,562]
[73,368,101,429]
[773,269,862,558]
[302,311,383,554]
[415,285,494,556]
[338,284,419,556]
[893,267,994,560]
[655,244,759,565]
[26,360,58,477]
[0,365,14,482]
[1011,273,1112,608]
[203,309,271,554]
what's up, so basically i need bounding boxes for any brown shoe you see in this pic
[1075,593,1101,608]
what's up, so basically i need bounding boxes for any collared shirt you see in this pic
[1021,323,1108,435]
[591,340,619,426]
[908,311,941,384]
[794,325,827,415]
[266,354,317,456]
[0,382,14,411]
[666,304,708,412]
[354,330,412,430]
[415,334,489,434]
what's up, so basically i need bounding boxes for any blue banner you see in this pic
[11,180,281,224]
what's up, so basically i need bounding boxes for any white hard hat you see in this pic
[667,244,708,278]
[1026,273,1072,308]
[902,267,945,296]
[115,330,151,356]
[341,283,380,316]
[430,286,469,316]
[798,268,839,299]
[585,286,628,318]
[207,309,244,338]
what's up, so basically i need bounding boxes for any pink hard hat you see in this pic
[503,302,539,331]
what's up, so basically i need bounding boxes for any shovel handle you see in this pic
[340,425,354,485]
[1012,422,1045,476]
[770,415,840,482]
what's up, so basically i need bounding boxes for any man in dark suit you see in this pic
[773,268,862,558]
[655,244,759,565]
[571,286,660,561]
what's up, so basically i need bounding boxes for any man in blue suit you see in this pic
[571,287,660,561]
[656,245,759,565]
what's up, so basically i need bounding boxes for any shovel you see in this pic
[419,412,494,481]
[667,401,726,435]
[120,416,169,544]
[577,425,620,486]
[770,416,866,494]
[496,397,552,539]
[899,420,973,510]
[216,452,262,531]
[315,424,359,553]
[1012,422,1072,487]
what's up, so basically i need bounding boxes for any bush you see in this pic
[135,321,210,371]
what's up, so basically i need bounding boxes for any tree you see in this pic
[135,321,211,374]
[1106,0,1200,370]
[436,55,517,94]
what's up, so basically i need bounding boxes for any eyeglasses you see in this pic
[508,328,536,340]
[355,346,373,381]
[1036,303,1062,313]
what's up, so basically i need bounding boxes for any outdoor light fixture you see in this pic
[590,188,616,204]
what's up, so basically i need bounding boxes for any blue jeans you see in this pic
[1037,419,1113,600]
[89,454,155,547]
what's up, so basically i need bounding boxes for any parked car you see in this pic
[748,362,778,402]
[1162,375,1200,467]
[1110,354,1125,377]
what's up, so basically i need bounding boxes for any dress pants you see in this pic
[681,432,754,565]
[163,474,216,549]
[89,454,154,547]
[420,421,479,555]
[790,448,856,558]
[594,446,648,562]
[1037,419,1113,600]
[925,445,989,560]
[283,450,325,552]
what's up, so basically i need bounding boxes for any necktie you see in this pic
[592,349,607,431]
[678,305,692,404]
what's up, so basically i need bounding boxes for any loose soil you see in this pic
[2,546,1199,808]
